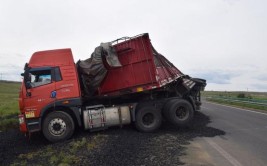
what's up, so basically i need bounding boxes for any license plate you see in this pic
[25,111,35,118]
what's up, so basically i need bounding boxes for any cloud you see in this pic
[190,70,239,84]
[0,63,23,81]
[254,74,267,82]
[250,84,267,91]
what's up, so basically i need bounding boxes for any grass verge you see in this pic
[0,81,21,130]
[206,98,267,112]
[203,91,267,112]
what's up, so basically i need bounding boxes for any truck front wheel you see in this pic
[135,106,162,132]
[42,111,75,143]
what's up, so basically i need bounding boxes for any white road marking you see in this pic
[203,101,267,116]
[204,137,243,166]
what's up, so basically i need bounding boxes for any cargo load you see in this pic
[77,33,205,98]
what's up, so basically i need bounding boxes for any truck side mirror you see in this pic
[25,81,32,97]
[23,70,32,90]
[25,81,32,89]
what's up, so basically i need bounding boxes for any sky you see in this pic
[0,0,267,92]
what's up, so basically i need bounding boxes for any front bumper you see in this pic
[19,113,41,133]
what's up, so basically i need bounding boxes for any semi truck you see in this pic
[18,33,206,142]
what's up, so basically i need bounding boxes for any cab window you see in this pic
[29,69,52,87]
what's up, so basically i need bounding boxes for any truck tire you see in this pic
[162,99,176,118]
[135,106,162,132]
[164,99,194,127]
[42,111,75,143]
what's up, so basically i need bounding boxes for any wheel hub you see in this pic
[142,113,154,126]
[176,106,189,120]
[48,118,66,136]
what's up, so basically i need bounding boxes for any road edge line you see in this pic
[204,137,243,166]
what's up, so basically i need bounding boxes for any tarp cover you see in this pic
[77,42,121,97]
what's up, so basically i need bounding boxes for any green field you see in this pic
[0,81,21,130]
[202,91,267,111]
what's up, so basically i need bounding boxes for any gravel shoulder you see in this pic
[0,111,225,166]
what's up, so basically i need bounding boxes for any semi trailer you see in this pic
[18,33,206,142]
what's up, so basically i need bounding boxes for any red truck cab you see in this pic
[19,49,81,133]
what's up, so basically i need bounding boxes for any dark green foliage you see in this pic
[237,93,245,98]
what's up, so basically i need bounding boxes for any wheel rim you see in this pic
[175,106,189,120]
[142,113,154,126]
[48,118,66,136]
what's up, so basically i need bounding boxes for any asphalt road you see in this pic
[182,101,267,166]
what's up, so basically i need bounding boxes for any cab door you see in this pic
[23,67,57,118]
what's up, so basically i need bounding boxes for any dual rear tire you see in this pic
[163,99,194,127]
[134,99,194,132]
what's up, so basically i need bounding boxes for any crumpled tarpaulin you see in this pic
[77,42,121,97]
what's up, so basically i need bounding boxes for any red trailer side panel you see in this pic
[98,34,158,94]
